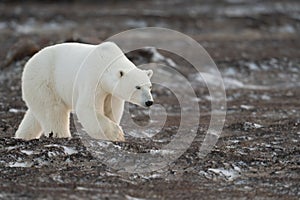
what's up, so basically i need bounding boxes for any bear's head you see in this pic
[102,67,153,107]
[99,43,153,107]
[118,68,153,107]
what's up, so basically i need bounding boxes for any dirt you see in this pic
[0,0,299,199]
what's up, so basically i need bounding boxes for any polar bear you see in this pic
[15,42,153,141]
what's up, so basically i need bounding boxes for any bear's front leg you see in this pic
[76,104,125,142]
[101,116,125,141]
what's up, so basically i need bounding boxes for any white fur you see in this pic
[15,42,153,141]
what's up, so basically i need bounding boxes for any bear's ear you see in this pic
[145,70,153,78]
[119,70,124,77]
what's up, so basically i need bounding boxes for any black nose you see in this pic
[145,101,153,107]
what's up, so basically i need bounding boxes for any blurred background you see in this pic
[1,0,299,61]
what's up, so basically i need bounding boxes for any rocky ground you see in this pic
[0,0,299,199]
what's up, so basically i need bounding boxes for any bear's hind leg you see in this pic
[36,104,71,138]
[15,110,42,140]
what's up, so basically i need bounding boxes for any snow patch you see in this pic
[150,149,175,156]
[208,168,240,181]
[143,47,177,67]
[9,108,25,113]
[20,150,34,155]
[125,194,146,200]
[223,77,245,89]
[243,122,263,130]
[44,144,78,155]
[240,105,255,110]
[246,62,260,71]
[8,161,31,168]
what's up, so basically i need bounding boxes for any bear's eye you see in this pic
[150,86,152,90]
[136,86,141,90]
